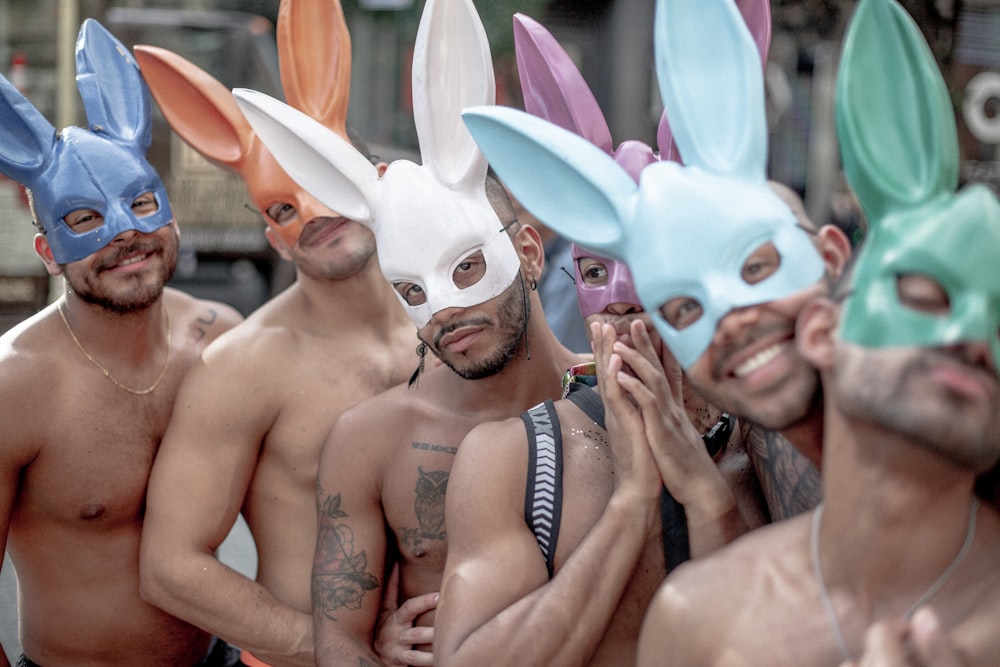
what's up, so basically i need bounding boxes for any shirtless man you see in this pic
[464,0,838,523]
[132,2,416,665]
[436,254,772,666]
[639,0,1000,663]
[233,1,585,664]
[433,18,769,665]
[0,20,242,666]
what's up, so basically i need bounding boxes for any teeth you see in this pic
[119,254,147,266]
[734,343,784,377]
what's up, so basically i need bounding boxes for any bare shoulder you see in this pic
[654,514,810,616]
[0,306,62,438]
[643,516,811,664]
[452,414,529,490]
[162,287,243,349]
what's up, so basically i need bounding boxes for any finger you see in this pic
[398,646,435,667]
[857,618,909,666]
[613,320,661,378]
[907,606,964,667]
[394,592,440,624]
[397,624,435,646]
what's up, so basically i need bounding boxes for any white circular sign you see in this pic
[963,71,1000,145]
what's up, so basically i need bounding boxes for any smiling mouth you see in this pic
[733,342,785,378]
[102,252,154,271]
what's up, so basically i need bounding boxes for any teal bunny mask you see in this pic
[837,0,1000,366]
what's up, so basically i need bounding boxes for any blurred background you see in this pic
[0,0,998,657]
[0,0,997,334]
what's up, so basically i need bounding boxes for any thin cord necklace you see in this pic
[811,496,979,662]
[58,300,172,396]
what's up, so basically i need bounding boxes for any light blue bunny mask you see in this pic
[463,0,823,368]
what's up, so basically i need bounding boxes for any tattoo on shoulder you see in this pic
[411,441,458,455]
[192,307,219,343]
[312,489,379,623]
[399,467,448,553]
[747,428,822,521]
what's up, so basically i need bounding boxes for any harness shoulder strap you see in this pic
[521,399,563,578]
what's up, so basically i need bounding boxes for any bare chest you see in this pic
[19,386,171,528]
[381,418,473,573]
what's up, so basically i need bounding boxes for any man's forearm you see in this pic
[141,551,312,663]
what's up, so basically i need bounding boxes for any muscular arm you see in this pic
[313,410,392,667]
[744,426,822,520]
[435,327,662,667]
[139,339,312,666]
[0,366,33,667]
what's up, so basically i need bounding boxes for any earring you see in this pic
[408,342,427,389]
[528,274,538,291]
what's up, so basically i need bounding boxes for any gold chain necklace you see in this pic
[811,496,979,662]
[58,300,172,396]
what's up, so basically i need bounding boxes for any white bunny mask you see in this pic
[233,0,520,329]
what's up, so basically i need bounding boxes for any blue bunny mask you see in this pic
[0,19,173,265]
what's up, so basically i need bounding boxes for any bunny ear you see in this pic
[412,0,494,188]
[463,105,634,259]
[134,45,254,172]
[736,0,772,66]
[655,110,681,164]
[836,0,958,223]
[233,88,378,224]
[513,13,613,153]
[654,0,767,182]
[277,0,351,138]
[75,19,152,150]
[0,74,57,185]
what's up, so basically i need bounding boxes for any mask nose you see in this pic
[296,191,336,229]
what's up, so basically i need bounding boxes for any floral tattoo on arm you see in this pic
[312,489,380,622]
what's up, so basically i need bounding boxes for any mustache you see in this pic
[711,322,793,377]
[297,217,347,245]
[433,316,493,348]
[930,343,997,379]
[94,241,161,271]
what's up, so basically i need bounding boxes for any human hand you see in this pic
[840,607,966,667]
[591,321,661,505]
[611,321,723,506]
[374,563,436,667]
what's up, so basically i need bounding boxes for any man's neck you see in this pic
[430,323,580,417]
[816,411,982,616]
[293,261,408,333]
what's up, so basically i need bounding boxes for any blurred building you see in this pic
[0,0,997,332]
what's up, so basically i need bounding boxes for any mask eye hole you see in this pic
[896,273,950,315]
[131,192,159,218]
[64,208,105,234]
[741,242,782,285]
[577,257,609,287]
[453,250,487,290]
[266,202,298,227]
[659,297,703,330]
[394,281,426,307]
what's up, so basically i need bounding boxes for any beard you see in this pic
[425,276,530,381]
[831,343,1000,473]
[65,235,178,315]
